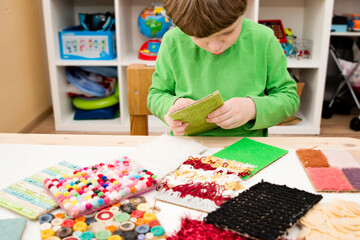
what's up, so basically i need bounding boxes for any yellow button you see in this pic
[44,237,60,240]
[108,236,122,240]
[40,229,55,239]
[73,221,87,232]
[143,212,156,222]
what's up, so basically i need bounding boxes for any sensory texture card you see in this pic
[0,217,27,240]
[156,156,255,212]
[205,181,323,240]
[44,157,162,218]
[38,196,166,240]
[0,161,80,220]
[298,198,360,240]
[169,90,224,136]
[213,138,288,180]
[296,148,360,192]
[166,217,249,240]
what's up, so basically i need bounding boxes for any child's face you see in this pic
[190,16,243,55]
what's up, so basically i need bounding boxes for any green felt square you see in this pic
[169,91,224,136]
[0,218,27,240]
[213,138,288,179]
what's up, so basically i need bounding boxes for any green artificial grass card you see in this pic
[213,138,288,180]
[169,91,224,136]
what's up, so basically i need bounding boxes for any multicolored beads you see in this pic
[44,157,161,218]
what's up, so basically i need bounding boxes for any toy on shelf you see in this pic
[59,13,116,60]
[137,5,172,60]
[259,19,312,59]
[343,14,360,31]
[281,28,296,57]
[258,19,287,43]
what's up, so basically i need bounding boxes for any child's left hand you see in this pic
[206,97,256,129]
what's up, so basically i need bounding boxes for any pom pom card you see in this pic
[296,148,360,192]
[213,138,288,180]
[205,181,323,240]
[44,157,162,218]
[0,161,80,220]
[156,156,255,212]
[169,90,224,136]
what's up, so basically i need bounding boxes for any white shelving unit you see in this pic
[42,0,334,134]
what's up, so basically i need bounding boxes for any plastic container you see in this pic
[292,39,312,59]
[59,26,116,60]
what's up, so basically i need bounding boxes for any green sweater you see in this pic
[147,18,300,136]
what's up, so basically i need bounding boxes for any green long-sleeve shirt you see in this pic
[147,18,300,136]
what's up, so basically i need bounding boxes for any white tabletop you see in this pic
[0,134,359,239]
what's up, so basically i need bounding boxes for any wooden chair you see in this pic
[127,64,155,135]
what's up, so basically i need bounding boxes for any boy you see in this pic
[147,0,300,136]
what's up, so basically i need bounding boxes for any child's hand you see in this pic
[164,98,195,135]
[206,97,256,129]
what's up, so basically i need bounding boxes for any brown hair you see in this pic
[162,0,247,38]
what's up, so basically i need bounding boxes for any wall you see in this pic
[0,0,51,132]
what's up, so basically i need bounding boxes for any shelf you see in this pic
[121,53,320,68]
[56,112,130,132]
[43,0,332,135]
[286,58,319,69]
[121,51,156,66]
[330,32,360,37]
[269,112,318,135]
[56,59,119,66]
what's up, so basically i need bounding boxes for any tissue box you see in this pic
[59,26,116,60]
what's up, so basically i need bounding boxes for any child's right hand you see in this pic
[164,98,195,136]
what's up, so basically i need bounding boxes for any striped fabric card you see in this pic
[0,161,80,220]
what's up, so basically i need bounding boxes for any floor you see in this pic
[29,110,360,138]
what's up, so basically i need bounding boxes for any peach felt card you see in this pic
[296,148,360,192]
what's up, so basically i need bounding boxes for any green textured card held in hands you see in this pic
[169,91,224,136]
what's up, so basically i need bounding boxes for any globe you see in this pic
[137,6,172,39]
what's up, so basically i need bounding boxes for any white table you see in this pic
[0,133,359,239]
